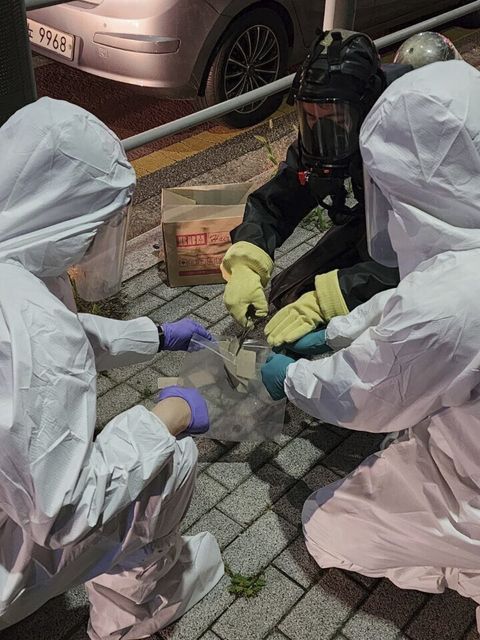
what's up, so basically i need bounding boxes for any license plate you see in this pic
[27,19,75,61]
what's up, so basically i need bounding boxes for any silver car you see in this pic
[27,0,478,127]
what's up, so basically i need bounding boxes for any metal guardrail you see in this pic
[23,0,480,151]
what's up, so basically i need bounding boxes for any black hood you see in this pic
[290,29,385,112]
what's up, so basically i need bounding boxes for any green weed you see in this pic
[70,276,127,320]
[225,563,266,598]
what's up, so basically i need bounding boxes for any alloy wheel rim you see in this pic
[224,25,281,115]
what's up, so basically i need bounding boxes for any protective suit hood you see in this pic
[0,97,135,277]
[360,60,480,277]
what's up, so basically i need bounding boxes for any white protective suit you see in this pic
[0,97,222,639]
[285,60,480,627]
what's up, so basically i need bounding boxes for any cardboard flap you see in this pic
[162,203,246,223]
[162,182,252,208]
[161,190,197,207]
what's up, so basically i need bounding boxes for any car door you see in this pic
[372,0,454,33]
[293,0,388,46]
[292,0,327,48]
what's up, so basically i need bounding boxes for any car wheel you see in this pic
[198,8,289,128]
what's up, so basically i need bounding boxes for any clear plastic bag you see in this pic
[178,333,286,441]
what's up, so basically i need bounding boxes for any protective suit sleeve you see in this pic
[4,404,176,549]
[78,313,159,371]
[230,143,321,257]
[337,261,400,310]
[325,288,396,349]
[285,272,460,433]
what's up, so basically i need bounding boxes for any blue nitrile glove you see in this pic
[261,353,295,401]
[286,328,332,357]
[160,319,211,351]
[156,386,209,435]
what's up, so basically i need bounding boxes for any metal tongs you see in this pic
[223,305,258,389]
[235,304,257,355]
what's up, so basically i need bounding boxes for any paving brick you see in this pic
[186,508,243,550]
[273,535,321,589]
[303,463,342,491]
[105,354,161,383]
[123,266,164,299]
[2,585,89,640]
[153,350,187,377]
[405,590,476,640]
[343,580,427,640]
[217,464,296,526]
[196,438,229,463]
[223,511,298,575]
[265,633,291,640]
[151,282,184,301]
[208,314,238,336]
[181,473,229,531]
[149,292,205,323]
[273,403,310,446]
[272,427,343,479]
[127,366,162,396]
[141,397,157,412]
[272,479,312,526]
[197,462,211,475]
[213,567,304,640]
[69,628,89,640]
[195,295,229,324]
[206,441,280,490]
[199,633,223,640]
[276,227,316,257]
[323,422,351,439]
[279,569,367,640]
[96,383,143,428]
[124,292,164,320]
[157,576,235,640]
[276,243,314,271]
[96,372,114,395]
[347,572,379,590]
[190,283,226,300]
[322,431,384,477]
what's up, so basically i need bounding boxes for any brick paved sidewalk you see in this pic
[4,225,480,640]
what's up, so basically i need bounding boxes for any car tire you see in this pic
[197,8,289,128]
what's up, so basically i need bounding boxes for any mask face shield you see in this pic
[69,205,130,301]
[296,99,361,166]
[363,166,398,267]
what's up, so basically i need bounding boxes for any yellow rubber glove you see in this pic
[265,290,324,347]
[221,241,273,328]
[265,270,349,347]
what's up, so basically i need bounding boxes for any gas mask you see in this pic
[290,29,384,224]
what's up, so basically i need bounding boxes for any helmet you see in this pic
[394,32,462,68]
[290,29,384,172]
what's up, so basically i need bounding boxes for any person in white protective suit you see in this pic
[0,97,223,639]
[261,59,480,629]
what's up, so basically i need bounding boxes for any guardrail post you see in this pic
[323,0,357,29]
[0,0,37,126]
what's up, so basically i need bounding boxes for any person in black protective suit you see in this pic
[220,29,460,349]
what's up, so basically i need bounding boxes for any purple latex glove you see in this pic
[161,319,211,351]
[156,386,209,435]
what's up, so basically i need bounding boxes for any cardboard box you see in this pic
[161,182,251,287]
